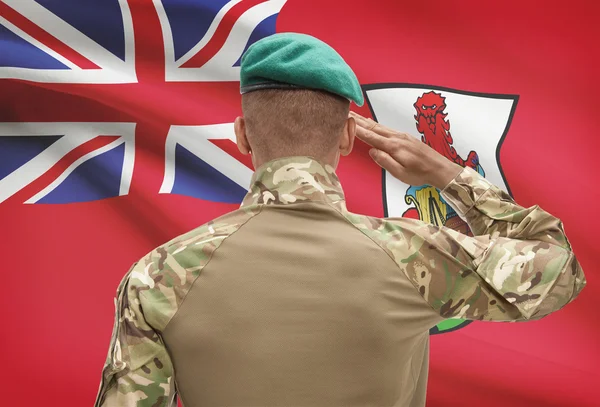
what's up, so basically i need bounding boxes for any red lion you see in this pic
[414,91,479,169]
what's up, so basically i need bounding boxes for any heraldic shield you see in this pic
[363,84,518,334]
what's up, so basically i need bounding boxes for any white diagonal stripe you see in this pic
[0,122,136,203]
[0,131,96,204]
[160,123,252,194]
[4,0,128,73]
[0,15,79,70]
[199,0,286,72]
[174,0,243,67]
[167,0,287,82]
[26,138,126,203]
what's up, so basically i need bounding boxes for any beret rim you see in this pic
[240,81,359,105]
[240,81,303,94]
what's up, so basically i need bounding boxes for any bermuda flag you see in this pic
[0,1,597,406]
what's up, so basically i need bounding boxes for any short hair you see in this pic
[241,89,350,160]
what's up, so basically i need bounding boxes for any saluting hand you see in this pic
[349,111,463,190]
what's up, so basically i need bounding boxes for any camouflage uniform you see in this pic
[95,156,586,407]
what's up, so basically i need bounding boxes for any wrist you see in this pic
[429,162,462,190]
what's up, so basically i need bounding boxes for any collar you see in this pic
[240,156,346,209]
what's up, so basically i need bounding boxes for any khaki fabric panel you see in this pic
[408,335,430,407]
[163,202,441,407]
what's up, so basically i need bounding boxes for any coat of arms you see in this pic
[364,84,518,333]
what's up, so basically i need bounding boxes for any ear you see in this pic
[339,116,356,156]
[234,116,251,155]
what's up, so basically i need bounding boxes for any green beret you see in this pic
[240,33,364,106]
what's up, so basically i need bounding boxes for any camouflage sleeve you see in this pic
[440,166,575,249]
[364,215,586,322]
[381,166,586,322]
[353,166,586,322]
[94,262,177,407]
[431,166,587,321]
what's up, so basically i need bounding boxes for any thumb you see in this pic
[369,148,406,180]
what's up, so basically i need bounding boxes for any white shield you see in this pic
[363,84,517,220]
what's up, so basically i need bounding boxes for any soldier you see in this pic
[95,33,586,407]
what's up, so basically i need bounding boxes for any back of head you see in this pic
[238,33,363,166]
[242,88,350,161]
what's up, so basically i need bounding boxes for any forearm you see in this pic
[437,166,586,319]
[441,166,573,249]
[474,236,584,320]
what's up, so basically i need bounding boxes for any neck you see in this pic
[251,150,340,170]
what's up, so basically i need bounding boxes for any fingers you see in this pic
[350,111,395,137]
[369,148,406,180]
[349,111,405,139]
[348,112,406,138]
[349,111,380,132]
[355,125,399,152]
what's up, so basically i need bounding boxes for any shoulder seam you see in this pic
[326,203,443,319]
[326,202,407,272]
[144,205,265,332]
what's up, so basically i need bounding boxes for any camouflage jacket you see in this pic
[95,156,586,407]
